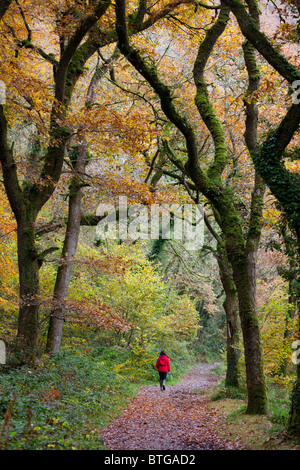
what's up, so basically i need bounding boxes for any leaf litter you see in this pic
[102,363,246,450]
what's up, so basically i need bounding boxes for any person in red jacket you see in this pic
[156,350,170,391]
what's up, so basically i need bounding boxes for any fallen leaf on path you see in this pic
[101,364,247,451]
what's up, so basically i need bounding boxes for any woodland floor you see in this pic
[101,363,248,451]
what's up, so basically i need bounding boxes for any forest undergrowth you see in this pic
[0,338,194,450]
[1,341,299,451]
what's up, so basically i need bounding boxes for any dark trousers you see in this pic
[159,371,167,381]
[159,372,167,390]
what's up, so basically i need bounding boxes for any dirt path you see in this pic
[102,363,245,450]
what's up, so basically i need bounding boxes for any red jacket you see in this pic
[156,355,170,373]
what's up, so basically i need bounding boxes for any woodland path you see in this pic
[102,363,246,450]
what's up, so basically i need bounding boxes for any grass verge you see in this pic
[206,366,300,450]
[0,342,194,450]
[0,347,140,450]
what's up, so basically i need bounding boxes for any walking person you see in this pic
[156,350,170,391]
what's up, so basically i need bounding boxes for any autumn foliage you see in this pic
[0,0,300,444]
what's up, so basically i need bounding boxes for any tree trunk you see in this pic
[215,184,268,414]
[45,193,81,353]
[46,48,120,353]
[216,247,240,388]
[0,105,41,364]
[46,136,87,353]
[232,252,267,414]
[279,279,297,376]
[288,237,300,434]
[15,214,40,364]
[0,0,12,20]
[289,363,300,435]
[204,214,240,388]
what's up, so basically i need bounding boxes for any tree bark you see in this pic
[0,105,40,364]
[46,136,87,353]
[0,0,12,20]
[230,245,267,413]
[288,248,300,433]
[216,245,240,388]
[202,212,240,388]
[212,186,268,413]
[15,216,40,364]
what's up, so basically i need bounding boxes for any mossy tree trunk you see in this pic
[15,214,41,363]
[226,228,267,413]
[216,245,240,388]
[211,184,267,414]
[115,0,268,414]
[203,212,240,388]
[223,0,300,431]
[191,2,267,414]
